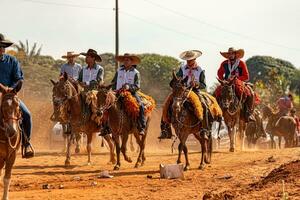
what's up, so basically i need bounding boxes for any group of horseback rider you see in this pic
[0,32,298,158]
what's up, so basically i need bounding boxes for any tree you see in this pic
[13,40,42,64]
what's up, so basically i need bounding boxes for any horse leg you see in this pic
[177,142,183,164]
[2,153,16,200]
[62,134,67,153]
[239,121,246,151]
[278,136,282,149]
[104,135,116,165]
[86,133,94,165]
[121,133,132,163]
[133,131,144,168]
[75,132,81,154]
[113,135,121,170]
[182,143,190,171]
[65,134,72,166]
[228,127,235,152]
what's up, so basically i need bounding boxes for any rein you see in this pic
[223,84,244,116]
[173,88,201,128]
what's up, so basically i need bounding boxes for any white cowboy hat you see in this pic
[179,50,202,61]
[61,51,80,59]
[220,47,245,59]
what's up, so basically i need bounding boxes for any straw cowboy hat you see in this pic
[179,50,202,60]
[220,47,245,59]
[80,49,102,62]
[116,53,141,65]
[61,51,80,59]
[0,33,13,48]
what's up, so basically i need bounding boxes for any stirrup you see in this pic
[22,143,35,159]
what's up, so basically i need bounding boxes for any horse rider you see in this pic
[290,108,300,136]
[277,94,294,116]
[78,49,104,120]
[60,51,82,81]
[56,52,83,134]
[158,50,206,139]
[0,33,34,158]
[103,53,146,136]
[217,47,255,122]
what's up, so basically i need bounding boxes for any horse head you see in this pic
[217,77,235,109]
[170,70,189,119]
[96,84,116,118]
[0,81,22,137]
[50,72,77,123]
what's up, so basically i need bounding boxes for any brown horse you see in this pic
[216,78,247,152]
[0,81,22,200]
[169,72,214,170]
[95,86,151,170]
[51,73,115,166]
[245,109,267,148]
[262,105,296,148]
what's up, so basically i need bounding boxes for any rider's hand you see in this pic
[123,84,130,90]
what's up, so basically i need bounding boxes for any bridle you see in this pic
[172,86,201,128]
[0,93,22,150]
[51,80,79,122]
[221,84,243,116]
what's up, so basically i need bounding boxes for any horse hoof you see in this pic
[65,160,71,167]
[177,161,182,164]
[134,163,140,168]
[75,147,80,154]
[87,162,92,166]
[229,148,235,152]
[198,165,205,170]
[125,157,133,163]
[184,165,190,171]
[114,165,120,170]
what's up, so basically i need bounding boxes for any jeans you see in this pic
[20,100,32,146]
[132,93,146,131]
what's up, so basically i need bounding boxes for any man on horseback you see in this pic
[60,51,82,81]
[78,49,104,120]
[110,53,146,136]
[277,94,294,116]
[0,33,34,158]
[159,50,207,139]
[217,47,255,122]
[58,52,82,135]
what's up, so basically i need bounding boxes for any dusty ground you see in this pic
[6,98,299,199]
[5,147,300,200]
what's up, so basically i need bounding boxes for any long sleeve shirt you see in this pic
[217,59,249,81]
[0,54,24,89]
[111,65,140,92]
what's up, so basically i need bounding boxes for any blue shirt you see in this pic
[0,54,24,88]
[60,63,82,81]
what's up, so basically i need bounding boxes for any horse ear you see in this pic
[172,69,178,81]
[0,83,7,94]
[181,76,188,84]
[50,79,57,86]
[63,72,68,81]
[12,80,23,93]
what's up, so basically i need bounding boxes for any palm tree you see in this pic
[13,40,42,63]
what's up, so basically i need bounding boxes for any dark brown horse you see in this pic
[245,109,267,148]
[51,73,115,166]
[0,81,22,200]
[262,105,296,148]
[169,72,214,170]
[95,85,152,170]
[216,78,247,152]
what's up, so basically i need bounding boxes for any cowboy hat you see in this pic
[220,47,245,59]
[80,49,102,62]
[116,53,141,65]
[179,50,202,60]
[0,33,13,48]
[62,51,80,59]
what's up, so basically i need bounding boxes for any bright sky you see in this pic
[2,0,300,87]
